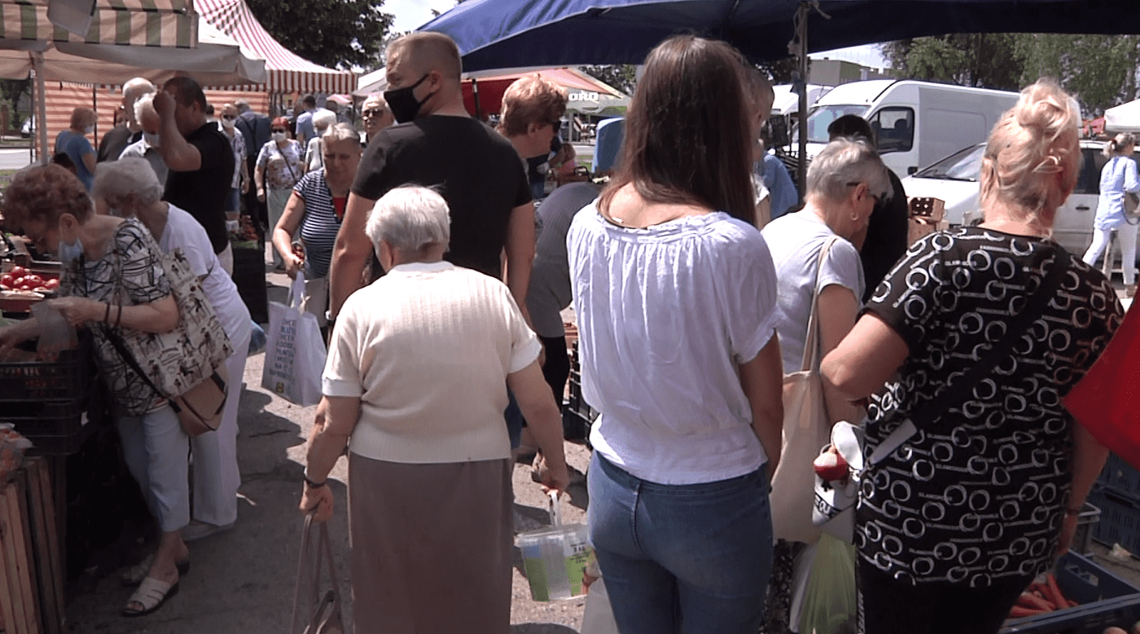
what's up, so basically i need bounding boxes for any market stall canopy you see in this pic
[420,0,1140,71]
[0,0,197,48]
[197,0,354,94]
[1105,101,1140,134]
[0,17,265,84]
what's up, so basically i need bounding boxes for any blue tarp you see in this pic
[421,0,1140,71]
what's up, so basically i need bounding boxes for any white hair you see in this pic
[313,110,337,130]
[365,186,451,257]
[323,122,361,147]
[122,77,155,100]
[92,157,164,206]
[806,137,892,203]
[133,91,157,126]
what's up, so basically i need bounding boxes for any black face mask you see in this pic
[384,74,431,124]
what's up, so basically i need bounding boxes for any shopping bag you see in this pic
[1064,306,1140,470]
[798,533,857,634]
[290,512,345,634]
[580,578,620,634]
[262,274,326,406]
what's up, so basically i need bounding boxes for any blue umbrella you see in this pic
[420,0,1140,71]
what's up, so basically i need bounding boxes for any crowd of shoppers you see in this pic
[0,28,1132,634]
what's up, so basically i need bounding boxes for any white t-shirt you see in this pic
[323,262,541,464]
[762,213,863,374]
[159,204,251,343]
[568,205,778,485]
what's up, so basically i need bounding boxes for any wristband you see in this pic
[303,469,326,488]
[103,301,111,323]
[115,304,123,328]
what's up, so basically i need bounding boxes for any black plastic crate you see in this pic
[1072,502,1101,557]
[1099,453,1140,498]
[1088,485,1140,554]
[1002,551,1140,633]
[0,338,91,400]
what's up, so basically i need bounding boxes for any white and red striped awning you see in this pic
[196,0,353,95]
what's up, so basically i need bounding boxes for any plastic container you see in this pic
[1072,502,1101,556]
[1088,485,1140,555]
[1001,551,1140,633]
[517,492,593,602]
[1098,453,1140,498]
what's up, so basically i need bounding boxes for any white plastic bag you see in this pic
[580,578,619,634]
[262,274,326,406]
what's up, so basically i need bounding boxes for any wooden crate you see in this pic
[0,459,65,634]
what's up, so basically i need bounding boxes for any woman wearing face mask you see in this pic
[0,165,188,617]
[255,116,304,269]
[303,109,339,175]
[55,107,98,191]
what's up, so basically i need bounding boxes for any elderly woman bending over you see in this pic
[822,79,1123,634]
[299,186,570,634]
[0,165,186,616]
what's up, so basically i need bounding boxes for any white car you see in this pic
[901,140,1139,257]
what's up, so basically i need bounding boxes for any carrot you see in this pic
[1017,593,1055,611]
[1009,605,1048,618]
[1045,573,1068,609]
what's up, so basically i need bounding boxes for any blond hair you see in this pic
[499,74,567,138]
[1104,132,1136,158]
[980,78,1080,226]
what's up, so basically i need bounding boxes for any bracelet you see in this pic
[115,304,123,328]
[103,301,111,323]
[303,469,326,488]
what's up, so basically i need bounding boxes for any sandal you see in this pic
[123,576,179,617]
[121,555,190,587]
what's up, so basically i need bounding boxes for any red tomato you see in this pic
[11,276,23,287]
[44,279,60,289]
[17,282,34,291]
[23,274,42,286]
[0,274,12,286]
[9,266,26,277]
[0,283,8,291]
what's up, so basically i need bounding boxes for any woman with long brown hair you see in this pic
[568,35,783,633]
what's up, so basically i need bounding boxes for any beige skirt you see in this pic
[347,453,513,634]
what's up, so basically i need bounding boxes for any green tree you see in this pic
[0,79,29,127]
[1018,34,1140,114]
[880,35,1025,91]
[246,0,394,70]
[581,65,638,95]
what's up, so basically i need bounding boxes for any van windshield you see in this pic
[913,143,986,181]
[801,105,869,143]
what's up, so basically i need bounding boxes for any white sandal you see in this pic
[123,576,179,617]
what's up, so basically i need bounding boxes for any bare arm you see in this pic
[240,156,250,193]
[504,202,536,325]
[815,284,863,424]
[47,294,179,334]
[507,361,570,492]
[273,193,306,278]
[80,151,96,175]
[153,91,202,171]
[327,193,377,317]
[821,312,909,401]
[299,395,360,522]
[740,335,784,479]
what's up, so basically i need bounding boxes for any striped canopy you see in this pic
[198,0,354,94]
[0,0,197,48]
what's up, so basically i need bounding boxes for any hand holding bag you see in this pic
[769,237,839,544]
[813,250,1072,543]
[262,273,326,406]
[291,511,345,634]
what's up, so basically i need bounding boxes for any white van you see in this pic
[796,79,1019,176]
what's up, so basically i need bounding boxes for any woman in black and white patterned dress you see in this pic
[821,79,1124,634]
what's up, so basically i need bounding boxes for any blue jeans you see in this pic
[587,452,773,634]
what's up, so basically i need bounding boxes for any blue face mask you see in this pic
[58,236,84,265]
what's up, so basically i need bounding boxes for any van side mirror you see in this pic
[908,166,918,175]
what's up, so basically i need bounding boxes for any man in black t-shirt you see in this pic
[155,76,236,273]
[329,32,532,321]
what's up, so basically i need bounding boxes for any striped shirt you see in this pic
[294,169,342,279]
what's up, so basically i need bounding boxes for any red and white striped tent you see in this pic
[197,0,354,95]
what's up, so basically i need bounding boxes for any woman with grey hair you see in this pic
[303,109,339,174]
[273,123,362,329]
[758,136,887,633]
[1083,131,1140,296]
[298,185,569,634]
[93,157,253,544]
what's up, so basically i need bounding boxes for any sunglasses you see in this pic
[222,115,237,120]
[272,129,288,133]
[362,109,386,117]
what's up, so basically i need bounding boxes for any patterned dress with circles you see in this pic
[856,227,1124,587]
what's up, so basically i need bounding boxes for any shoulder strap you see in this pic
[911,248,1071,427]
[799,236,840,372]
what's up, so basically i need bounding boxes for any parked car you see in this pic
[902,139,1139,257]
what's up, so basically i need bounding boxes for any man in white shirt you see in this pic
[119,92,169,186]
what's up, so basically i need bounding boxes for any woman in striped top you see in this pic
[273,123,362,329]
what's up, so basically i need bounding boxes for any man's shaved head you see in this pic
[387,32,462,82]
